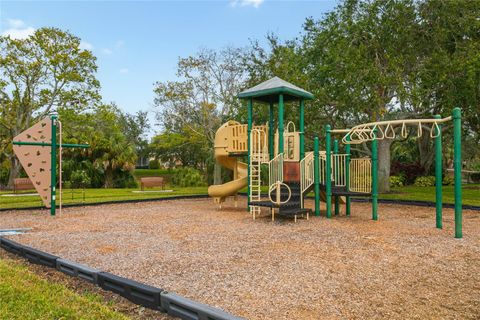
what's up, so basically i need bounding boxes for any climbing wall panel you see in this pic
[13,118,52,207]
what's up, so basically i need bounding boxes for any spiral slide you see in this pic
[208,121,248,203]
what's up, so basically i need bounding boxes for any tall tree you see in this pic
[153,47,247,183]
[0,27,100,187]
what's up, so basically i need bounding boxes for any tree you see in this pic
[153,47,247,183]
[0,27,100,187]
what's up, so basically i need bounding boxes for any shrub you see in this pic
[414,176,436,187]
[171,167,206,187]
[70,170,91,188]
[148,159,160,169]
[442,175,454,186]
[471,173,480,183]
[391,161,425,185]
[389,175,404,188]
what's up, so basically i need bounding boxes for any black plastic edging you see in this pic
[0,194,210,212]
[0,236,243,320]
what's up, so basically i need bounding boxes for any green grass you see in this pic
[1,184,478,210]
[378,184,480,206]
[0,186,208,210]
[0,258,129,320]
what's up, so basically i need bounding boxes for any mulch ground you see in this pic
[1,197,479,319]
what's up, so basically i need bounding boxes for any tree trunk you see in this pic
[377,139,392,193]
[418,133,434,175]
[7,155,21,190]
[104,166,114,188]
[213,162,222,185]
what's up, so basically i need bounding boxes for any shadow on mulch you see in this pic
[0,250,173,320]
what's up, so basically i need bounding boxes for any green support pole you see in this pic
[247,98,253,212]
[278,94,284,154]
[299,99,305,160]
[453,107,462,238]
[325,125,332,218]
[371,129,378,221]
[333,139,339,216]
[345,134,351,216]
[50,114,57,216]
[434,115,442,229]
[269,101,274,160]
[314,137,320,216]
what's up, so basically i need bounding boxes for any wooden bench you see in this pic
[140,177,166,191]
[14,178,35,193]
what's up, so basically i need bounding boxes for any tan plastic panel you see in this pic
[12,117,52,207]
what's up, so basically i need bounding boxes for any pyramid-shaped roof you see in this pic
[238,76,313,103]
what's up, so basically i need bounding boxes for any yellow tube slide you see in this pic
[208,121,248,203]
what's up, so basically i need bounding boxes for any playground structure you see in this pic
[208,77,463,238]
[12,114,89,216]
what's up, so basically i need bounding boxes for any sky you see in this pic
[1,0,337,131]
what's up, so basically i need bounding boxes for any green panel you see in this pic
[247,99,253,211]
[314,137,320,216]
[269,102,274,160]
[278,94,284,154]
[434,115,442,229]
[299,99,305,159]
[453,108,462,238]
[345,134,351,216]
[333,139,339,216]
[50,115,57,216]
[325,125,332,218]
[371,129,378,221]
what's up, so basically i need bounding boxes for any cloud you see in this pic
[230,0,264,8]
[79,41,94,50]
[2,19,35,39]
[115,40,125,48]
[119,68,129,74]
[101,48,113,55]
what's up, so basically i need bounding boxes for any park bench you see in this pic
[140,177,166,191]
[13,178,35,193]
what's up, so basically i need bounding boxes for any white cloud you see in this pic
[119,68,129,74]
[2,19,35,40]
[7,19,25,29]
[115,40,125,48]
[101,48,113,55]
[230,0,264,8]
[79,41,94,50]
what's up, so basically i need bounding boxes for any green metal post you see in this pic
[371,129,378,221]
[50,114,57,216]
[269,101,274,160]
[314,137,320,216]
[333,139,339,216]
[453,108,462,238]
[299,99,305,160]
[325,125,332,218]
[247,98,253,212]
[345,134,351,216]
[434,115,442,229]
[278,94,284,154]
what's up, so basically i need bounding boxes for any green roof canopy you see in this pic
[238,76,314,103]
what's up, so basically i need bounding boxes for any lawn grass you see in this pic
[1,184,478,210]
[0,186,208,210]
[379,184,480,206]
[0,258,129,320]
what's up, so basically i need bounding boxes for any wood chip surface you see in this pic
[1,198,479,319]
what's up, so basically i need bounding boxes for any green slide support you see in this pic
[299,99,305,160]
[278,94,284,154]
[314,136,320,216]
[325,125,332,218]
[453,108,462,238]
[434,114,442,229]
[269,102,274,160]
[371,129,378,221]
[333,139,339,216]
[345,134,351,216]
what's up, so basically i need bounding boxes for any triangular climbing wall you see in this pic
[13,117,52,208]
